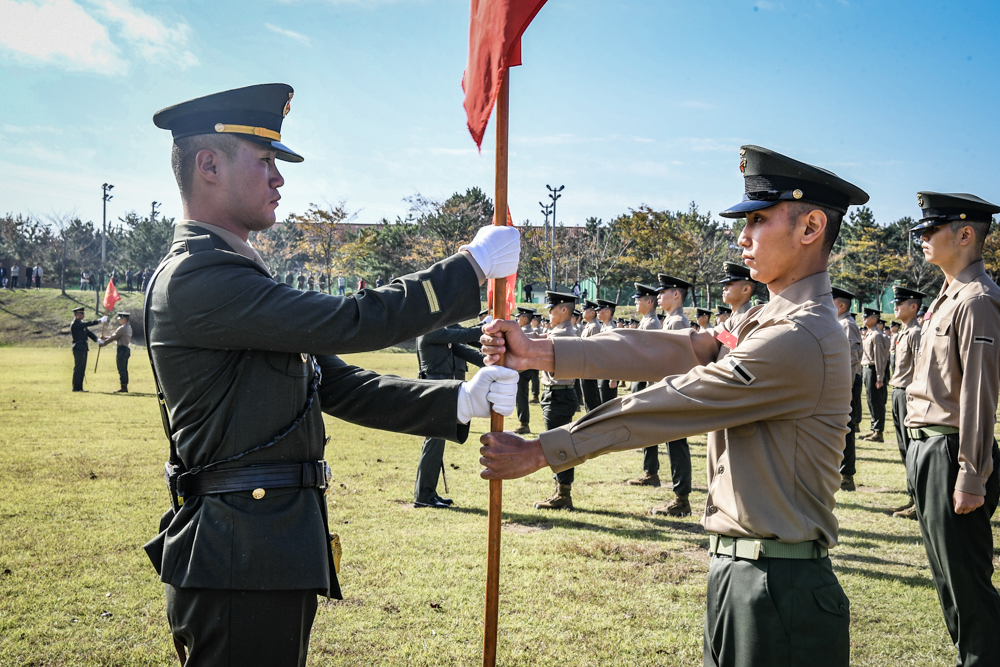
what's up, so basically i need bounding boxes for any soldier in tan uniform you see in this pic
[694,307,712,331]
[832,288,862,491]
[99,312,133,393]
[534,291,580,510]
[578,300,603,412]
[514,307,538,434]
[595,299,619,404]
[715,305,731,324]
[479,145,869,667]
[905,192,1000,665]
[860,306,889,442]
[719,261,757,318]
[626,283,664,488]
[886,285,925,519]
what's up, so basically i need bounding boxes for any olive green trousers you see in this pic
[704,554,849,667]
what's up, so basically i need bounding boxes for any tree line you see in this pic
[4,189,998,308]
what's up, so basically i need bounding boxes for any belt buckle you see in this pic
[320,460,332,494]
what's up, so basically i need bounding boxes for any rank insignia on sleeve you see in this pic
[974,336,994,345]
[725,356,756,385]
[421,280,441,314]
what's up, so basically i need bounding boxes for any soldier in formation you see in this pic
[513,306,538,434]
[480,144,868,666]
[860,307,889,442]
[887,285,925,518]
[832,288,863,491]
[625,282,662,488]
[578,299,603,412]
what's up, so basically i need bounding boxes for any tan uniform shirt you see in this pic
[638,313,662,331]
[580,319,601,338]
[861,328,888,383]
[662,306,689,332]
[839,312,862,378]
[542,320,578,387]
[103,322,133,347]
[889,320,921,388]
[905,260,1000,496]
[540,272,850,547]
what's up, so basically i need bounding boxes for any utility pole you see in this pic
[546,184,564,291]
[100,183,114,313]
[538,201,552,290]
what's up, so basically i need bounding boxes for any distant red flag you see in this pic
[103,278,121,312]
[462,0,548,148]
[486,207,517,315]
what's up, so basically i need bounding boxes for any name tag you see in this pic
[716,330,738,349]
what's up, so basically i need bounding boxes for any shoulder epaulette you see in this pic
[184,235,215,254]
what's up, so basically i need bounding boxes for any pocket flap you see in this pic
[813,583,849,617]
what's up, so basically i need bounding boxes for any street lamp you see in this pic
[100,183,114,312]
[546,184,564,291]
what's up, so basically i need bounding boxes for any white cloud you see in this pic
[265,23,312,46]
[91,0,198,68]
[677,100,715,110]
[0,0,196,75]
[0,0,126,74]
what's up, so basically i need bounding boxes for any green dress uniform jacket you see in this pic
[71,317,100,350]
[416,324,483,379]
[146,222,481,598]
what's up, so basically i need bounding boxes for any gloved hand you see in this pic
[99,315,108,323]
[460,225,520,280]
[456,366,519,423]
[482,315,493,325]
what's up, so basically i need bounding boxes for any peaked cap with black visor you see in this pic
[910,192,1000,234]
[720,145,869,219]
[153,83,303,163]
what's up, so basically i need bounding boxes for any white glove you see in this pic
[460,226,520,280]
[482,315,493,324]
[99,315,108,323]
[456,366,519,423]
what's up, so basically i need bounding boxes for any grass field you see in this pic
[1,345,998,666]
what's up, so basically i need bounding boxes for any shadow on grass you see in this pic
[832,563,935,589]
[838,527,924,547]
[831,551,918,569]
[835,500,908,516]
[93,391,156,398]
[857,456,909,465]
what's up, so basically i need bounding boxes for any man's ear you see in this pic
[957,225,976,247]
[800,208,828,247]
[195,149,223,186]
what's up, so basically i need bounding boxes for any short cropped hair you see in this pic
[949,220,990,252]
[171,134,242,201]
[785,201,845,255]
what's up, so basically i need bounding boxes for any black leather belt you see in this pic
[176,461,331,497]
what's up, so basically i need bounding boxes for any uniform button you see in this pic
[558,451,567,461]
[252,488,265,500]
[839,604,847,614]
[708,505,718,514]
[717,465,725,474]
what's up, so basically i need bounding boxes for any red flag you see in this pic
[486,207,517,315]
[462,0,548,148]
[103,278,121,312]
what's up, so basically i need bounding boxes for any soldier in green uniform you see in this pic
[413,323,489,508]
[626,283,663,487]
[99,312,133,393]
[905,192,1000,665]
[514,306,538,434]
[534,291,580,510]
[651,274,693,517]
[480,144,868,667]
[832,288,863,491]
[887,285,925,519]
[144,84,520,666]
[70,306,105,392]
[860,307,888,442]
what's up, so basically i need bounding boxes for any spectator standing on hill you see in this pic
[523,281,533,303]
[141,268,151,294]
[358,277,366,291]
[10,264,18,289]
[80,270,88,291]
[36,265,43,288]
[297,270,305,290]
[337,276,345,295]
[572,281,581,298]
[89,272,98,292]
[307,274,315,291]
[376,275,384,288]
[126,268,134,292]
[283,270,293,286]
[319,275,327,293]
[0,266,5,288]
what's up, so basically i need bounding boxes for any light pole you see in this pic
[100,183,114,312]
[538,201,552,291]
[546,184,564,291]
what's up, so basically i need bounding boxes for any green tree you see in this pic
[114,206,175,275]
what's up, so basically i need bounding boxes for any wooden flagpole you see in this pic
[482,67,510,667]
[93,320,107,372]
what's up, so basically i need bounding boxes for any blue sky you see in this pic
[2,0,998,232]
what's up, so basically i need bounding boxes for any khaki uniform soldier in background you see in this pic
[905,192,1000,665]
[145,83,520,666]
[860,306,889,442]
[479,144,868,667]
[832,288,863,491]
[888,320,900,372]
[579,300,603,412]
[626,283,664,488]
[719,261,757,319]
[887,285,925,519]
[99,312,133,393]
[514,306,538,435]
[534,291,580,510]
[595,299,619,404]
[715,305,731,324]
[694,307,712,331]
[70,306,105,392]
[650,274,694,517]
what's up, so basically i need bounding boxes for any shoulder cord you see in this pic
[144,239,321,478]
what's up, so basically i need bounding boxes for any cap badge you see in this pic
[739,156,747,173]
[214,123,224,132]
[792,189,803,200]
[960,213,967,220]
[283,92,293,118]
[917,194,924,208]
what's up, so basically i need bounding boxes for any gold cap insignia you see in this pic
[960,213,967,219]
[792,189,803,200]
[252,488,265,500]
[300,352,309,363]
[917,194,925,208]
[214,123,225,132]
[739,156,747,173]
[283,92,293,118]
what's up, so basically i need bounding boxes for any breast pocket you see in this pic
[266,351,310,377]
[931,320,952,366]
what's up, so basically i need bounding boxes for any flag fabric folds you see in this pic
[462,0,548,147]
[103,278,121,312]
[486,207,517,315]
